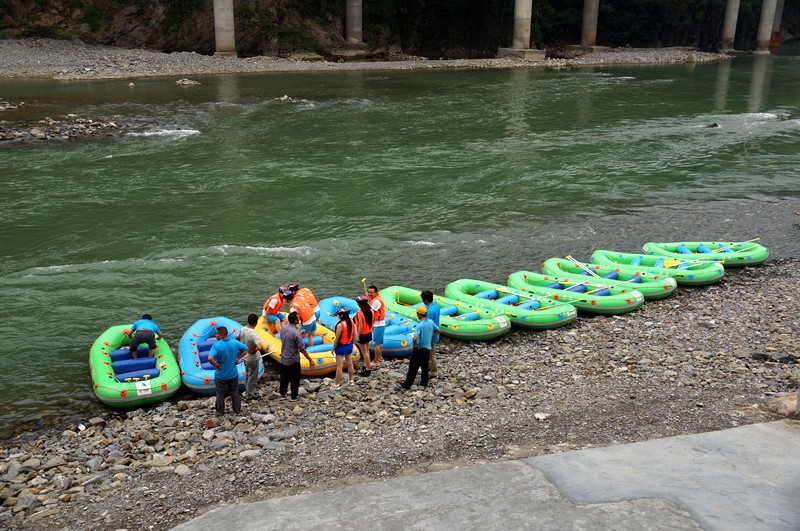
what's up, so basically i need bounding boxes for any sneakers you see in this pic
[395,383,407,391]
[332,384,341,390]
[348,380,356,387]
[289,397,298,402]
[279,395,287,401]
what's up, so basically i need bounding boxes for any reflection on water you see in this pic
[0,54,799,435]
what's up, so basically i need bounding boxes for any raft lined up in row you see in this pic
[540,257,678,301]
[318,296,414,357]
[444,279,578,329]
[380,286,512,341]
[643,240,769,267]
[255,313,363,377]
[89,324,181,407]
[178,317,264,395]
[507,270,646,314]
[590,249,726,286]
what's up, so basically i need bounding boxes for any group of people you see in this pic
[127,284,442,417]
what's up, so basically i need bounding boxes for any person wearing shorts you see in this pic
[332,306,356,389]
[367,285,386,364]
[354,295,374,373]
[127,314,161,358]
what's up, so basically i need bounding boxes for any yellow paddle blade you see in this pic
[663,259,684,268]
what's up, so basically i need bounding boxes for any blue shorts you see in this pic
[358,331,372,344]
[372,325,385,345]
[335,343,353,356]
[267,312,286,323]
[301,321,317,334]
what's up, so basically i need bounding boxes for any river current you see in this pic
[1,48,799,435]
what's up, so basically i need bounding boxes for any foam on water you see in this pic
[128,128,200,138]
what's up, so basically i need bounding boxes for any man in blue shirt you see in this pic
[421,291,441,378]
[126,314,162,358]
[396,305,439,390]
[208,326,248,416]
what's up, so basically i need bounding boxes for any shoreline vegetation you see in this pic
[0,38,731,81]
[1,258,798,529]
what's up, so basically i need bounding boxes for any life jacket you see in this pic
[297,288,318,309]
[338,319,354,344]
[354,309,373,335]
[289,297,316,325]
[263,293,284,315]
[370,294,386,325]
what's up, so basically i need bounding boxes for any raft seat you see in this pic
[602,271,619,280]
[517,300,541,310]
[629,275,642,283]
[495,294,519,305]
[676,245,692,254]
[115,368,161,382]
[565,284,587,293]
[458,313,480,321]
[200,362,214,371]
[697,244,713,254]
[475,289,499,299]
[544,282,563,289]
[109,346,150,362]
[112,357,156,375]
[592,289,611,296]
[197,339,217,352]
[653,259,665,267]
[439,305,458,316]
[308,343,333,353]
[630,256,643,265]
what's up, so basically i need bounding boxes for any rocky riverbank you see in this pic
[0,39,729,81]
[1,259,798,529]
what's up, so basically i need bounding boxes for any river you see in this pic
[1,47,799,436]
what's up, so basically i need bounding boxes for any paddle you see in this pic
[361,277,368,295]
[713,238,760,253]
[565,255,602,277]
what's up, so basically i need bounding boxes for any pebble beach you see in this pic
[2,38,798,529]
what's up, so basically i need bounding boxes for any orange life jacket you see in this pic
[297,288,318,309]
[354,309,373,335]
[370,294,386,323]
[290,297,315,324]
[263,293,284,315]
[338,319,354,344]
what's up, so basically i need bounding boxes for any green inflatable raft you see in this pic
[443,279,577,330]
[381,285,512,341]
[590,249,725,286]
[541,257,677,300]
[90,324,181,408]
[507,270,645,315]
[643,240,768,267]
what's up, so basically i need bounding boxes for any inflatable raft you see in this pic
[90,324,181,407]
[255,315,363,377]
[541,257,677,300]
[590,249,725,286]
[381,286,511,341]
[178,317,264,395]
[444,279,577,330]
[643,240,768,267]
[507,270,645,314]
[318,296,414,357]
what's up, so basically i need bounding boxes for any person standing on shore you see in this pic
[279,312,314,401]
[367,285,386,365]
[420,291,441,378]
[236,313,267,401]
[207,326,248,416]
[332,306,356,389]
[396,306,438,391]
[126,314,162,358]
[353,295,374,375]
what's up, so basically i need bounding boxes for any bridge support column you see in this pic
[754,0,778,54]
[769,0,785,52]
[213,0,236,57]
[346,0,363,44]
[581,0,600,47]
[497,0,545,60]
[720,0,740,53]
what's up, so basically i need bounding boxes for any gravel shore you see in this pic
[1,259,797,529]
[0,39,729,80]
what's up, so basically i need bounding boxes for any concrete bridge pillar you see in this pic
[213,0,237,57]
[497,0,545,59]
[720,0,740,53]
[770,0,785,51]
[755,0,778,54]
[581,0,600,47]
[346,0,363,44]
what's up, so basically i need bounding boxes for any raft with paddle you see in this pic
[255,311,363,376]
[380,286,511,340]
[507,270,645,314]
[590,249,726,286]
[90,324,181,407]
[178,316,264,395]
[642,240,768,267]
[318,296,414,357]
[541,256,677,300]
[443,279,577,330]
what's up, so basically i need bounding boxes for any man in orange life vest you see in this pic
[366,285,386,365]
[263,286,291,334]
[288,290,320,347]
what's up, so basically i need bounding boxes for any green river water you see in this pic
[1,48,799,435]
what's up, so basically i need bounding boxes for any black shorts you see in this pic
[130,329,156,352]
